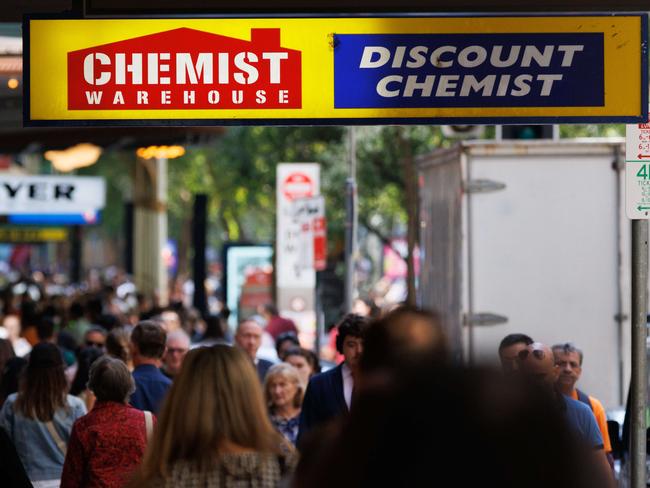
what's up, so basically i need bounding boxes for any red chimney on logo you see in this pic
[67,27,302,110]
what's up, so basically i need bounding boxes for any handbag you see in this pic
[44,421,67,456]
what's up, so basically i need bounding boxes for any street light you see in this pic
[44,143,102,172]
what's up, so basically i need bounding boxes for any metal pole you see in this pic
[465,152,475,365]
[631,218,648,488]
[344,127,358,313]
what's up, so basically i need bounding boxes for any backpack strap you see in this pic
[45,421,67,456]
[576,389,593,411]
[143,410,153,442]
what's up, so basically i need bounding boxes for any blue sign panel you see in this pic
[334,33,604,109]
[8,212,101,225]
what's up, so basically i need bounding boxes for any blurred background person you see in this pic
[284,347,320,389]
[1,315,31,357]
[235,319,273,382]
[161,330,190,379]
[129,321,171,415]
[83,326,107,351]
[0,426,32,488]
[498,333,533,375]
[0,338,16,377]
[264,363,303,447]
[193,314,228,348]
[61,356,153,488]
[130,345,295,487]
[0,342,87,487]
[275,331,300,361]
[0,356,27,408]
[106,327,133,370]
[518,342,614,488]
[69,346,104,411]
[295,308,605,488]
[258,304,297,341]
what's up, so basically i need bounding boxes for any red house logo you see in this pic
[67,28,302,110]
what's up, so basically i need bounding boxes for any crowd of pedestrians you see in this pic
[0,276,626,487]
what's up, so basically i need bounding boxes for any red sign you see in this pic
[282,173,314,200]
[67,28,302,110]
[313,215,327,271]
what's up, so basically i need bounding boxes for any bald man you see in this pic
[518,342,614,488]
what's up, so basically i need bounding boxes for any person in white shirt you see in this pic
[0,315,31,358]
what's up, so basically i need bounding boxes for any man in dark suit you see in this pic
[235,318,273,382]
[298,314,368,443]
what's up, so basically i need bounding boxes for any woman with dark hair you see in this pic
[284,347,321,389]
[0,342,87,487]
[130,345,295,487]
[194,314,228,347]
[61,356,152,488]
[0,337,15,375]
[0,356,27,407]
[105,327,133,370]
[275,332,300,361]
[69,346,104,411]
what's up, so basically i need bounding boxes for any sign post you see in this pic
[626,122,649,488]
[276,163,320,345]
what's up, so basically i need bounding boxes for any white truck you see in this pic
[418,138,631,409]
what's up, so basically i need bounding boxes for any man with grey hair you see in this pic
[162,329,191,379]
[552,342,613,467]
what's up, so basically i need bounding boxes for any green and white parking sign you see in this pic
[626,123,650,219]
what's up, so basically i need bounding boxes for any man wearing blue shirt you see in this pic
[129,320,172,414]
[518,342,614,488]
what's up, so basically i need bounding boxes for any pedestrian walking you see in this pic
[284,347,320,389]
[298,314,367,443]
[161,330,190,379]
[0,342,87,487]
[61,356,154,488]
[129,321,171,415]
[264,363,303,446]
[552,342,614,466]
[498,333,533,375]
[518,342,615,488]
[235,319,273,383]
[130,344,295,487]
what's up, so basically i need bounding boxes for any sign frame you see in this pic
[23,12,648,127]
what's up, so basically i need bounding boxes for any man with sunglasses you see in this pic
[552,342,613,468]
[518,342,615,488]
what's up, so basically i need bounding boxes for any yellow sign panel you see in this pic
[26,15,648,125]
[0,228,68,243]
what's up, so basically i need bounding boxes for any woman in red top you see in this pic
[60,356,154,488]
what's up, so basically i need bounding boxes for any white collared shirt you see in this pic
[342,363,354,409]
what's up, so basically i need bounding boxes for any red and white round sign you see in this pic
[282,173,314,200]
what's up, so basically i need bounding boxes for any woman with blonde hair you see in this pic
[131,344,295,487]
[264,363,303,446]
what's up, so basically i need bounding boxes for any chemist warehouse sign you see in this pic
[25,14,648,126]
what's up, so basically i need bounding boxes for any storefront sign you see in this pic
[0,227,68,243]
[25,14,647,125]
[0,175,105,214]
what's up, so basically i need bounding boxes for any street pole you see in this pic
[344,127,358,313]
[631,218,648,488]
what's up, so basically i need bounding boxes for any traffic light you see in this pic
[500,125,554,140]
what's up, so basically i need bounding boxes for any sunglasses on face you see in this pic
[517,349,546,361]
[86,341,105,348]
